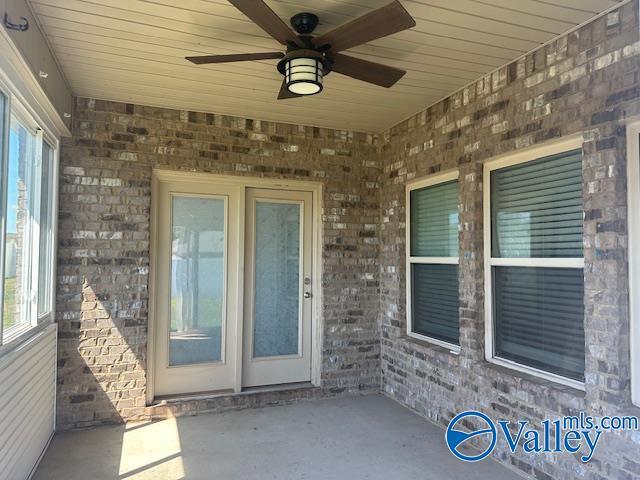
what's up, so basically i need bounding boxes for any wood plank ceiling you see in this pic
[29,0,622,132]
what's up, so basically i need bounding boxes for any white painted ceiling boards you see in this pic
[29,0,623,132]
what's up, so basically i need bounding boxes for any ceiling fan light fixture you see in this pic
[284,57,323,95]
[188,1,416,99]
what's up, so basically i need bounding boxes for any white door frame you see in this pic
[148,169,323,403]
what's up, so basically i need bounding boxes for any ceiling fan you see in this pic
[186,0,416,99]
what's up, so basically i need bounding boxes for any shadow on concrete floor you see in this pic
[34,394,524,480]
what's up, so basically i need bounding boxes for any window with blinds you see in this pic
[493,266,584,380]
[410,181,458,257]
[407,174,460,347]
[491,150,583,259]
[486,147,585,383]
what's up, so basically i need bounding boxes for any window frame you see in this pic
[37,140,56,319]
[405,169,461,351]
[628,120,640,406]
[483,135,585,390]
[0,76,60,350]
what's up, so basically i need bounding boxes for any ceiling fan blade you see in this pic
[228,0,302,46]
[186,52,284,64]
[331,53,406,88]
[277,80,304,100]
[313,1,415,53]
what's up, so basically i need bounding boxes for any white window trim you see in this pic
[37,141,58,323]
[0,74,60,350]
[483,135,585,390]
[406,169,461,352]
[627,120,640,406]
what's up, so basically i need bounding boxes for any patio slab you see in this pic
[34,394,524,480]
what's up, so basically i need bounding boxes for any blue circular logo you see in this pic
[446,411,497,462]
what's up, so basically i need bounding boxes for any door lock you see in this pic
[304,291,312,299]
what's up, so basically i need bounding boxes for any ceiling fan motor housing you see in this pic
[290,12,319,35]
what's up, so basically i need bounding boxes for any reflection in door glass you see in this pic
[170,197,225,366]
[253,202,300,357]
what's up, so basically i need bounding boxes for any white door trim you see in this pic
[148,170,323,403]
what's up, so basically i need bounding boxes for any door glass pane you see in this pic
[3,117,34,336]
[169,196,225,366]
[253,202,300,358]
[37,142,54,316]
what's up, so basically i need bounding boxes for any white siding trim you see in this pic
[0,26,69,138]
[0,324,57,479]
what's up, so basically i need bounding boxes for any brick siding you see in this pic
[379,3,640,479]
[57,102,381,429]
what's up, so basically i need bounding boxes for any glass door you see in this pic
[152,176,315,397]
[242,188,313,387]
[153,179,240,396]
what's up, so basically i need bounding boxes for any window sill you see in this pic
[0,321,55,359]
[2,323,34,344]
[402,333,461,356]
[484,357,586,395]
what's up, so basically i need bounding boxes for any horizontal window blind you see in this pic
[410,181,458,257]
[412,264,459,345]
[494,266,585,380]
[491,150,583,258]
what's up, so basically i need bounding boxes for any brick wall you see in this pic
[56,3,640,478]
[379,3,640,480]
[57,101,381,429]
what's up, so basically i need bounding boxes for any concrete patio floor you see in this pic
[34,394,524,480]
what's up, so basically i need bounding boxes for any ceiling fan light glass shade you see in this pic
[285,57,323,95]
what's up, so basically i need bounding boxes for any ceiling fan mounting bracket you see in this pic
[286,35,315,51]
[290,12,319,35]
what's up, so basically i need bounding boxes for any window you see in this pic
[628,121,640,406]
[38,141,55,317]
[0,90,58,346]
[406,171,460,348]
[484,138,585,388]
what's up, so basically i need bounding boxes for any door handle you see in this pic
[304,292,312,299]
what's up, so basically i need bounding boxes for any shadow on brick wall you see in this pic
[56,278,147,430]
